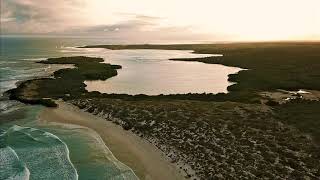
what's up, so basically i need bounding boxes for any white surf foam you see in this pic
[44,122,139,179]
[0,146,30,180]
[2,125,79,180]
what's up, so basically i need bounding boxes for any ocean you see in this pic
[0,36,138,180]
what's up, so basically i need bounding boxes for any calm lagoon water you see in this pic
[61,47,242,95]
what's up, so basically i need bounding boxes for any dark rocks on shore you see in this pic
[6,80,58,107]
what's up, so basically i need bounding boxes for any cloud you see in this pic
[82,15,158,33]
[0,0,88,34]
[1,0,319,41]
[0,1,166,35]
[53,15,219,42]
[0,0,218,41]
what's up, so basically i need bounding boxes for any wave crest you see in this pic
[0,125,78,180]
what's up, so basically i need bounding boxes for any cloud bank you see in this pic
[1,0,319,41]
[0,0,218,42]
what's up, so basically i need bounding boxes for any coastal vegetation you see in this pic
[7,56,120,107]
[7,42,320,179]
[70,98,320,179]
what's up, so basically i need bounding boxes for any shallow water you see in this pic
[62,48,243,95]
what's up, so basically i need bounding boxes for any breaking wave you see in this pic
[0,125,78,180]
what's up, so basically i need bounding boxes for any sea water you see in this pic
[0,125,78,180]
[0,36,138,180]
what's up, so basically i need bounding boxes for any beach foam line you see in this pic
[41,131,79,180]
[1,125,78,180]
[0,80,19,94]
[0,59,75,95]
[39,101,184,180]
[45,122,139,180]
[0,146,30,180]
[0,61,19,65]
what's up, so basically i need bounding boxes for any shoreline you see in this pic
[38,100,184,180]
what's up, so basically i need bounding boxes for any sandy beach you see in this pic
[38,100,184,180]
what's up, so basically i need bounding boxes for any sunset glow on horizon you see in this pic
[1,0,320,41]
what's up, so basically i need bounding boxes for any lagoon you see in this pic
[63,47,243,95]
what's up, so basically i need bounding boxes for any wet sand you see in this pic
[38,100,184,180]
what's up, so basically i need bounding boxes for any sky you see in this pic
[1,0,320,42]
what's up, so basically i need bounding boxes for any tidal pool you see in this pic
[65,48,243,95]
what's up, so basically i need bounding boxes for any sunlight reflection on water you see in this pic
[64,48,243,95]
